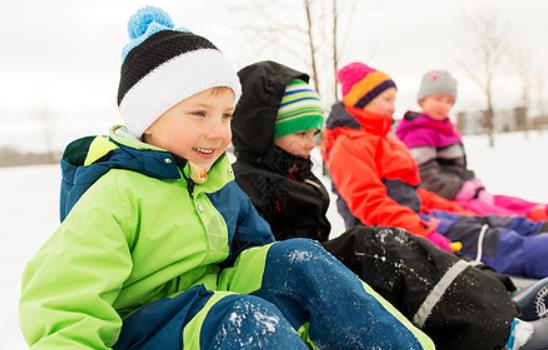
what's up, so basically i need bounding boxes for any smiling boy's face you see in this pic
[144,87,235,171]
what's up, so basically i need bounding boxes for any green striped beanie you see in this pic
[275,79,324,138]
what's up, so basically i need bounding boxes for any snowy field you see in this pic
[1,131,547,348]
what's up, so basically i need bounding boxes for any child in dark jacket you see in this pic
[18,9,434,350]
[396,70,548,222]
[322,62,548,279]
[232,60,548,350]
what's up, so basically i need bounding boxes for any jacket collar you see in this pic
[400,111,457,136]
[262,146,313,181]
[87,125,233,192]
[346,108,393,136]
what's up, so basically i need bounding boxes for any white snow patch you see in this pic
[373,254,387,263]
[287,249,313,263]
[253,311,280,334]
[228,311,243,328]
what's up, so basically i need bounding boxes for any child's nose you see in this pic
[304,136,316,149]
[205,120,227,139]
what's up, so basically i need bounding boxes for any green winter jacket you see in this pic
[19,126,274,349]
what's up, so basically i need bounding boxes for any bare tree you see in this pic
[509,48,536,139]
[331,0,339,102]
[39,104,56,163]
[456,8,508,147]
[222,1,310,68]
[535,68,546,116]
[303,0,321,93]
[223,0,361,106]
[223,0,320,81]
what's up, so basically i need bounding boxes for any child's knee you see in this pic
[269,238,334,265]
[272,238,325,255]
[203,295,305,349]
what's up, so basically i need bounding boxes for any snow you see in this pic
[288,250,313,263]
[2,131,547,348]
[214,299,282,348]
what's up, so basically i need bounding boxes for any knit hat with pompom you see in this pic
[337,62,396,109]
[117,6,241,137]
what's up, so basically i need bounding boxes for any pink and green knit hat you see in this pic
[337,62,396,108]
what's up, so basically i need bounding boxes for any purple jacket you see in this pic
[396,111,475,199]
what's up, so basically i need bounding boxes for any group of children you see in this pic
[19,6,548,350]
[322,62,548,278]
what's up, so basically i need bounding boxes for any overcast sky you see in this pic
[1,0,547,151]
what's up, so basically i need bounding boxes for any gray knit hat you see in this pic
[417,70,457,103]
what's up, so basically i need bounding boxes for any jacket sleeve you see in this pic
[328,136,431,237]
[410,146,465,199]
[19,173,134,349]
[235,171,278,227]
[229,184,275,260]
[417,187,469,214]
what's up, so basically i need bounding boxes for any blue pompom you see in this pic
[127,6,174,39]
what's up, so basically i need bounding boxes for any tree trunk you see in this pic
[332,0,338,102]
[303,0,320,94]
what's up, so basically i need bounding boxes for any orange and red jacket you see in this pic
[321,105,466,237]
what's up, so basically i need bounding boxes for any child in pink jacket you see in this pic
[396,70,548,222]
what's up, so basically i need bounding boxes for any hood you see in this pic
[325,102,361,130]
[61,126,181,185]
[325,103,393,136]
[231,60,308,162]
[396,111,462,147]
[321,103,393,162]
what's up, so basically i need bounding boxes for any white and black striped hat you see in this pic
[117,6,242,137]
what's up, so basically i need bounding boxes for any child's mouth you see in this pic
[192,147,215,158]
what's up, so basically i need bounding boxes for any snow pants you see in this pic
[455,194,548,222]
[430,210,548,278]
[322,226,518,350]
[113,238,433,349]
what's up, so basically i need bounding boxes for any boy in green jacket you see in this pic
[19,7,434,350]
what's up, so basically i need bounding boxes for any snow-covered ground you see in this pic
[2,131,547,348]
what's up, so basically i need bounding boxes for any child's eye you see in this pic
[223,113,233,120]
[296,131,307,136]
[191,111,206,117]
[314,130,321,136]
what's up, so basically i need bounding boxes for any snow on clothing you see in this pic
[233,146,519,350]
[396,111,548,221]
[19,126,433,350]
[231,60,519,350]
[322,104,548,278]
